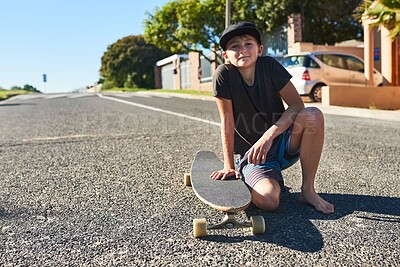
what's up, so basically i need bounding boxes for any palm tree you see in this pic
[358,0,400,41]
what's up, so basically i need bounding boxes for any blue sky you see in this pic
[0,0,169,93]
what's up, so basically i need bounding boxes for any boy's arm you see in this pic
[247,81,304,164]
[271,80,305,136]
[210,97,238,180]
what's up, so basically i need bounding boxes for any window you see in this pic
[200,52,222,83]
[200,56,213,82]
[283,56,304,67]
[282,55,320,68]
[180,59,190,88]
[344,56,364,72]
[315,54,346,69]
[308,58,319,68]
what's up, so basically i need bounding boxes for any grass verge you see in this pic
[0,89,30,101]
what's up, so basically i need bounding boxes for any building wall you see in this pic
[287,13,302,48]
[154,66,161,89]
[395,38,400,85]
[189,52,200,91]
[188,51,214,92]
[322,85,400,110]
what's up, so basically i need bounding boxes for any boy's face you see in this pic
[222,34,263,68]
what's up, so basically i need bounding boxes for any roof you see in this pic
[156,54,189,66]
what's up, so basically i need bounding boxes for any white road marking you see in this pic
[98,94,221,127]
[22,134,97,142]
[21,133,131,142]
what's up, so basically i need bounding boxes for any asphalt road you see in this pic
[0,92,399,266]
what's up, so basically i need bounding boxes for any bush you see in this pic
[101,80,115,90]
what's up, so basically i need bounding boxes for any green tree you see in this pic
[100,35,170,88]
[232,0,292,54]
[232,0,291,32]
[291,0,364,45]
[144,0,293,61]
[23,84,40,92]
[144,0,225,63]
[144,0,364,58]
[357,0,400,40]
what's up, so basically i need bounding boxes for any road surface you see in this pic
[0,92,399,266]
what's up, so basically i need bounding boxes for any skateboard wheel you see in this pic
[184,173,191,186]
[250,216,265,235]
[193,218,207,238]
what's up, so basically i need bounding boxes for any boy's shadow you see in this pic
[244,190,400,252]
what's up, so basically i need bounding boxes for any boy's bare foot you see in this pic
[300,191,334,214]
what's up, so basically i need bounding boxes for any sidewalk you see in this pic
[308,103,400,122]
[135,91,400,122]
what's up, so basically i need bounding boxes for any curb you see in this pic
[306,103,400,122]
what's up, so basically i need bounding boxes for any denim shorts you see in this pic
[238,126,300,191]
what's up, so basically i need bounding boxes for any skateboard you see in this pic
[184,150,265,238]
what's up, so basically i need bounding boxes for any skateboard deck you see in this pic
[190,150,251,212]
[185,150,265,238]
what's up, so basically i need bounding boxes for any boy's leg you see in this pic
[289,107,334,214]
[251,178,281,211]
[241,163,283,211]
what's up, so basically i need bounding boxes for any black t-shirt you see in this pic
[213,56,292,155]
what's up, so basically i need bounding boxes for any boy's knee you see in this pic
[299,107,324,122]
[254,194,280,211]
[294,107,324,132]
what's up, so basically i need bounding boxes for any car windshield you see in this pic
[282,55,319,68]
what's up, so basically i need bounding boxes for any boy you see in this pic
[211,22,334,214]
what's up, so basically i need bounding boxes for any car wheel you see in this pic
[310,84,324,102]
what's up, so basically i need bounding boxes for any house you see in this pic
[155,52,220,92]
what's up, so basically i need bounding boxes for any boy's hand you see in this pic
[247,135,273,165]
[210,169,241,180]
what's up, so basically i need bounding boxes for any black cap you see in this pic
[219,21,262,50]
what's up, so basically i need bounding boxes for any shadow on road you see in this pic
[0,103,36,107]
[202,192,400,252]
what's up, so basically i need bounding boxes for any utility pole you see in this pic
[225,0,231,28]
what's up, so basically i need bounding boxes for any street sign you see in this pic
[374,48,380,61]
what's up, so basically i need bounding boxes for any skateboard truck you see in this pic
[208,212,250,230]
[193,212,265,238]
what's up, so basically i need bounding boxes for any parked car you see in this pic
[282,51,383,102]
